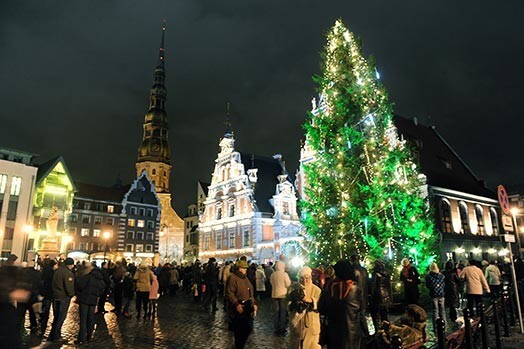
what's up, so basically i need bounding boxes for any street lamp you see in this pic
[103,231,111,262]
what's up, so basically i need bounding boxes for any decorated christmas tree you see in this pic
[301,20,437,271]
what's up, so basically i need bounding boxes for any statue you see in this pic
[46,206,60,239]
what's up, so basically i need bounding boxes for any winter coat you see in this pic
[133,266,153,292]
[226,270,256,317]
[270,261,291,298]
[247,265,256,288]
[318,279,363,349]
[149,275,159,300]
[169,268,180,285]
[460,265,490,295]
[222,264,232,284]
[52,266,75,300]
[122,275,135,298]
[400,264,420,286]
[370,269,392,307]
[443,270,460,308]
[425,271,445,298]
[289,283,322,349]
[158,266,171,288]
[485,264,501,286]
[40,265,55,299]
[353,264,368,312]
[204,263,219,286]
[76,268,106,305]
[255,266,266,292]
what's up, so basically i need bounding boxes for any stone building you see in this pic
[135,22,184,261]
[199,130,301,262]
[183,181,208,262]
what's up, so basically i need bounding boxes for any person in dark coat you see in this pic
[350,254,368,313]
[17,262,40,333]
[369,260,392,331]
[97,262,111,314]
[443,261,460,322]
[318,259,363,349]
[203,258,219,311]
[158,264,171,296]
[400,258,420,305]
[49,258,75,342]
[121,271,134,317]
[112,260,127,315]
[246,263,257,297]
[75,264,105,344]
[192,261,203,302]
[39,259,57,335]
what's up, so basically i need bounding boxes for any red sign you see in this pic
[498,185,511,215]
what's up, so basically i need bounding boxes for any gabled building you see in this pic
[183,181,208,262]
[199,130,301,262]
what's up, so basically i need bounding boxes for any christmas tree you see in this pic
[301,20,437,271]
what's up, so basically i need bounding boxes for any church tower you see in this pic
[136,21,184,261]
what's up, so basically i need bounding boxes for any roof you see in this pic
[393,116,495,199]
[240,152,284,213]
[36,156,78,191]
[75,182,130,203]
[198,181,210,196]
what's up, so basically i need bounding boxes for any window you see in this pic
[126,244,134,252]
[0,174,7,194]
[127,219,135,227]
[439,199,453,233]
[216,233,222,249]
[146,232,153,240]
[82,215,90,224]
[243,231,250,247]
[147,209,153,217]
[229,232,235,248]
[217,207,222,220]
[135,244,144,253]
[93,229,101,237]
[127,231,134,239]
[186,235,189,243]
[4,227,14,240]
[145,244,153,252]
[79,243,86,250]
[84,202,91,210]
[10,177,22,196]
[147,221,154,229]
[475,205,485,235]
[229,205,235,217]
[96,203,104,211]
[81,228,90,237]
[152,169,156,175]
[490,208,499,235]
[69,214,78,223]
[204,235,210,250]
[139,208,145,216]
[136,231,144,240]
[283,202,290,215]
[163,171,167,177]
[7,199,18,220]
[459,202,469,234]
[137,220,145,228]
[106,217,114,225]
[69,227,77,235]
[107,205,114,213]
[130,207,137,215]
[94,216,102,225]
[186,221,190,229]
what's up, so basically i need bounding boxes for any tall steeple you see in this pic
[136,21,172,193]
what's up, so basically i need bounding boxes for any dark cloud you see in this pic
[1,0,523,213]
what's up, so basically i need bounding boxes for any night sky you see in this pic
[1,1,523,214]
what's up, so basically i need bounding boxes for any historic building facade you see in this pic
[135,22,184,261]
[0,147,38,260]
[183,181,208,262]
[198,130,301,262]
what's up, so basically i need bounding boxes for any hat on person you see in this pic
[236,260,249,269]
[299,266,312,277]
[7,254,18,262]
[333,260,354,281]
[64,257,75,266]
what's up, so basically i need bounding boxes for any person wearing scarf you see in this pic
[318,260,363,349]
[400,258,420,305]
[288,267,322,349]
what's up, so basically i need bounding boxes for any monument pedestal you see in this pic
[38,238,60,259]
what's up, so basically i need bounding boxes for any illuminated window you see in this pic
[216,233,222,249]
[243,231,250,247]
[81,228,89,237]
[490,208,499,235]
[126,244,134,252]
[145,244,153,252]
[204,235,210,250]
[229,232,235,248]
[439,199,452,233]
[475,205,485,235]
[137,220,145,228]
[93,229,101,237]
[127,219,135,227]
[107,205,114,213]
[459,201,469,234]
[0,174,7,194]
[10,177,21,196]
[136,244,144,253]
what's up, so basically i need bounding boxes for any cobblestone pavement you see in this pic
[21,294,524,349]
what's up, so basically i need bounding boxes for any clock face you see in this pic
[152,143,160,152]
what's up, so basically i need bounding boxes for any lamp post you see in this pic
[22,225,33,262]
[103,231,111,263]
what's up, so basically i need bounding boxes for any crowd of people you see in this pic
[1,251,524,349]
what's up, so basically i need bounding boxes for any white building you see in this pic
[0,147,38,260]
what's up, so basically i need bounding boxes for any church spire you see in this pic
[136,21,172,193]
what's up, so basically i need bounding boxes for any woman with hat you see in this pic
[318,260,363,349]
[288,266,321,349]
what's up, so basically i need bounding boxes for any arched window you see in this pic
[439,199,452,233]
[152,169,156,175]
[459,201,469,234]
[490,208,499,235]
[229,205,235,217]
[475,205,485,235]
[217,207,222,220]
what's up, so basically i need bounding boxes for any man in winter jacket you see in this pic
[133,263,153,318]
[75,264,105,344]
[226,260,258,349]
[270,261,291,333]
[203,258,219,311]
[459,259,490,316]
[49,258,75,342]
[39,259,57,334]
[485,260,501,298]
